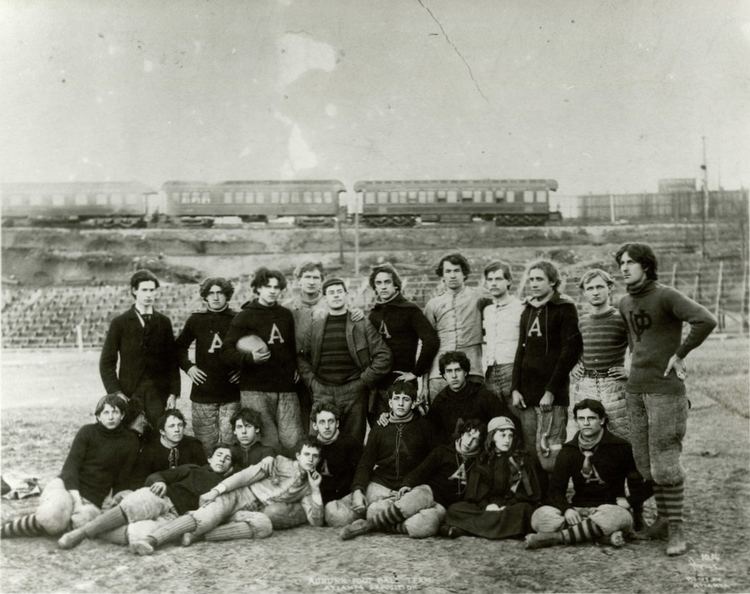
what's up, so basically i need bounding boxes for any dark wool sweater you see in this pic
[59,423,140,508]
[316,433,363,503]
[352,417,434,493]
[511,292,582,406]
[129,435,207,488]
[619,280,716,395]
[368,293,440,387]
[427,382,512,444]
[547,429,652,512]
[175,308,240,403]
[464,451,541,508]
[145,463,228,515]
[579,307,628,372]
[221,301,297,392]
[403,444,479,507]
[230,441,277,470]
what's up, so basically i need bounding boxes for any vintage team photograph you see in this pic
[1,1,748,593]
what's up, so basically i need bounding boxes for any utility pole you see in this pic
[701,136,709,259]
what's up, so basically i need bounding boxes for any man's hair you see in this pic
[251,267,287,293]
[438,350,471,375]
[129,269,160,292]
[368,263,403,291]
[293,436,323,455]
[322,277,347,294]
[579,268,614,290]
[230,407,263,433]
[95,394,128,417]
[483,260,513,284]
[157,408,186,432]
[573,398,608,424]
[435,253,471,278]
[311,400,341,421]
[452,417,486,443]
[200,277,235,301]
[294,261,325,279]
[614,242,659,280]
[209,443,233,458]
[525,259,561,291]
[387,380,418,400]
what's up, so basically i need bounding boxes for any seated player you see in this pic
[525,399,651,550]
[56,445,256,549]
[1,395,139,539]
[129,409,206,487]
[311,401,363,508]
[330,381,444,539]
[401,418,485,509]
[128,438,324,555]
[229,408,276,470]
[444,415,541,539]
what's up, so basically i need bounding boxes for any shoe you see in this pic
[524,532,561,550]
[608,530,625,548]
[57,528,86,550]
[339,519,371,541]
[666,523,688,556]
[632,516,668,541]
[130,539,155,556]
[181,532,195,547]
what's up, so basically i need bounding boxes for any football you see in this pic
[236,334,270,356]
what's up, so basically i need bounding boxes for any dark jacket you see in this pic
[100,306,180,398]
[351,416,433,492]
[230,441,277,470]
[221,301,297,392]
[511,292,582,406]
[403,444,480,507]
[297,312,392,388]
[464,451,541,508]
[427,382,513,444]
[548,429,652,512]
[175,308,240,403]
[59,423,140,508]
[129,435,207,489]
[368,293,439,387]
[145,463,229,515]
[317,433,363,503]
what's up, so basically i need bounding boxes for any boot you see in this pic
[339,518,372,541]
[666,522,687,556]
[632,516,668,541]
[524,532,563,549]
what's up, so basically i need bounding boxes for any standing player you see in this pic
[221,267,302,454]
[424,253,484,401]
[368,263,439,421]
[570,269,630,439]
[616,243,716,556]
[100,269,180,428]
[511,260,582,489]
[175,277,241,453]
[480,261,524,407]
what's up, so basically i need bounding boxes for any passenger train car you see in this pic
[352,179,560,226]
[160,179,345,226]
[0,182,153,227]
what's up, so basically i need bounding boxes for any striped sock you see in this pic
[660,482,684,524]
[204,522,255,542]
[381,521,408,535]
[1,514,46,538]
[560,519,604,544]
[149,515,197,546]
[652,484,668,519]
[371,503,405,530]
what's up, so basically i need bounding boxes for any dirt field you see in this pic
[1,339,749,593]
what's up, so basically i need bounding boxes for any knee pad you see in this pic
[263,503,307,530]
[233,511,273,539]
[127,519,160,544]
[530,506,566,533]
[404,505,442,538]
[325,501,358,528]
[366,499,391,521]
[396,485,434,519]
[36,490,74,535]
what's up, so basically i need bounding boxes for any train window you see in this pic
[126,193,139,205]
[313,191,323,204]
[389,191,399,203]
[535,191,547,203]
[201,192,210,204]
[281,191,290,204]
[365,192,376,204]
[52,194,65,206]
[96,193,108,205]
[111,194,124,206]
[30,195,43,206]
[191,192,201,204]
[461,190,473,202]
[435,191,446,204]
[224,192,233,204]
[427,190,436,203]
[494,190,505,203]
[408,191,418,203]
[291,192,300,203]
[377,191,388,204]
[448,191,460,203]
[182,192,191,204]
[257,192,265,204]
[303,191,312,204]
[506,191,515,203]
[246,192,255,204]
[270,192,280,204]
[398,191,407,203]
[74,193,88,206]
[418,191,427,203]
[523,190,534,203]
[233,191,243,203]
[484,191,493,203]
[323,192,333,203]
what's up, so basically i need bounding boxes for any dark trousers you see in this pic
[132,378,167,430]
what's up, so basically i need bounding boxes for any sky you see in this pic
[1,0,749,197]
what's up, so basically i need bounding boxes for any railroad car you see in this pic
[352,179,560,226]
[0,182,153,227]
[160,179,346,226]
